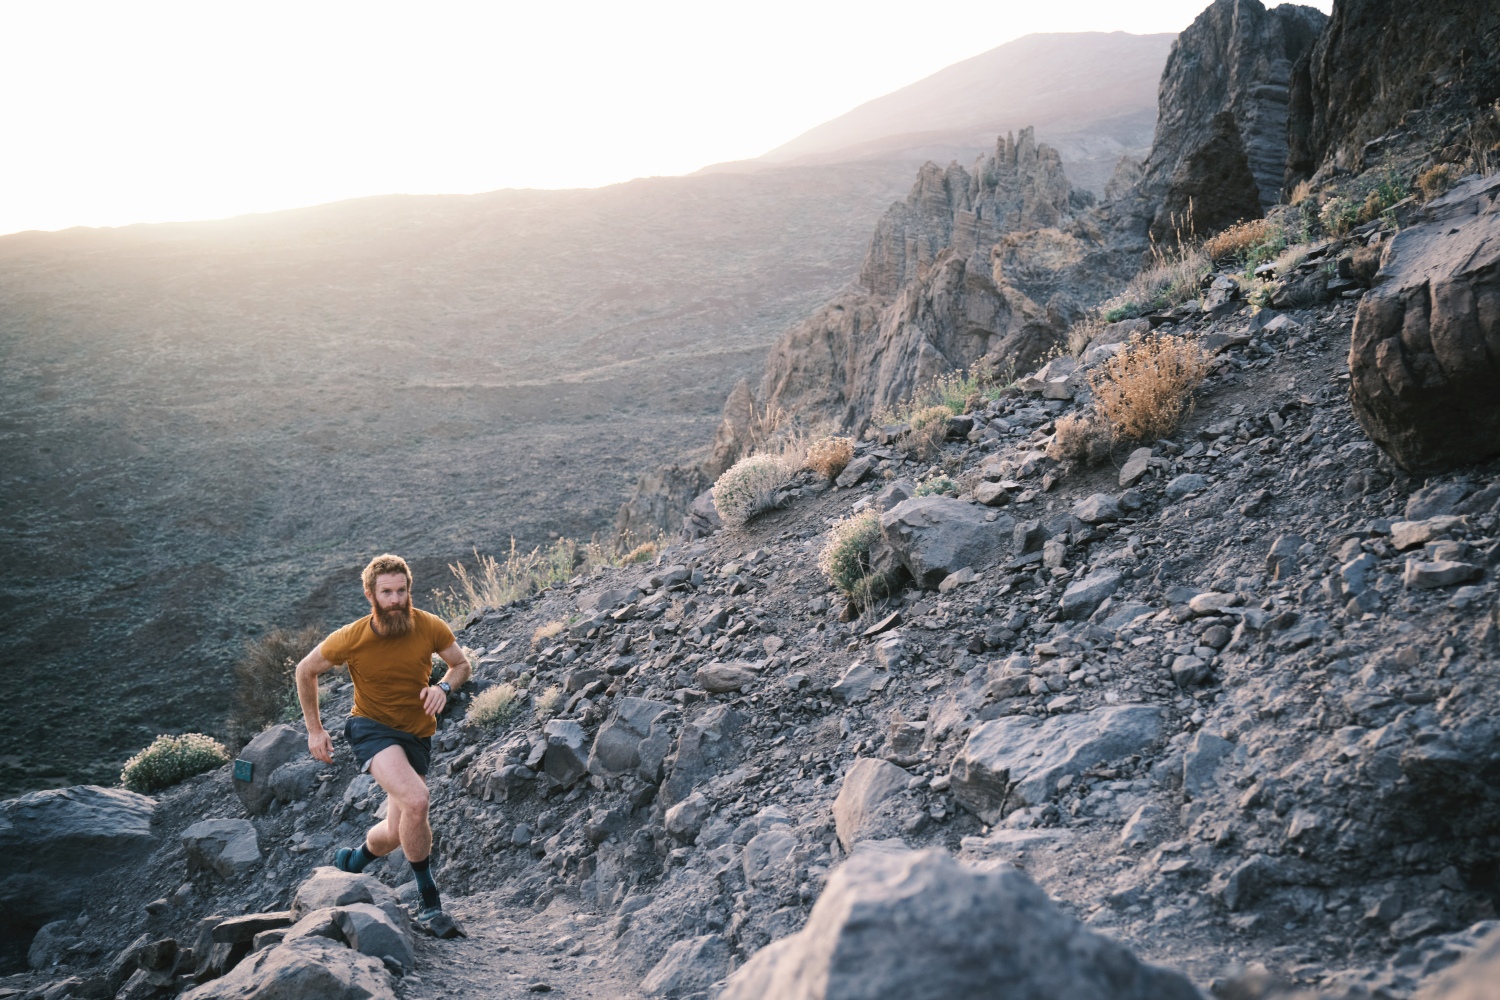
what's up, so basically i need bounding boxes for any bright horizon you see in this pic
[1,0,1332,236]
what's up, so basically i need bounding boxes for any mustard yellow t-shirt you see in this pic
[319,608,455,738]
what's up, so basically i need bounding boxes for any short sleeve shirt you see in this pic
[319,608,455,738]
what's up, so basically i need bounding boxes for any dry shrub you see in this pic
[712,454,793,527]
[1417,163,1459,202]
[467,683,518,730]
[532,620,565,647]
[225,625,325,748]
[1047,411,1113,464]
[805,436,854,480]
[1290,179,1315,207]
[1088,333,1210,443]
[1203,219,1272,263]
[1067,315,1108,356]
[533,684,565,720]
[906,405,952,459]
[1101,242,1211,320]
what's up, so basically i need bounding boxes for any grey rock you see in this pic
[973,480,1014,506]
[664,792,712,842]
[719,846,1202,1000]
[1405,560,1484,589]
[1120,803,1165,847]
[641,934,730,998]
[269,759,325,805]
[1164,474,1209,499]
[950,705,1163,823]
[1421,927,1500,1000]
[742,825,798,889]
[292,868,398,918]
[1171,655,1211,688]
[332,903,413,973]
[180,937,396,1000]
[833,758,913,852]
[1059,569,1123,620]
[660,705,744,808]
[542,719,589,787]
[872,480,913,511]
[1119,448,1154,488]
[27,919,78,969]
[836,455,877,489]
[1266,533,1304,580]
[0,785,156,943]
[182,819,262,877]
[831,662,878,704]
[1407,482,1473,521]
[1182,732,1235,800]
[1217,854,1282,912]
[234,725,307,816]
[588,698,673,780]
[694,662,756,694]
[1072,493,1121,525]
[1391,516,1465,551]
[879,497,1012,589]
[1341,552,1380,595]
[578,587,641,614]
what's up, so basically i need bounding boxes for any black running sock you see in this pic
[347,842,377,873]
[410,857,440,911]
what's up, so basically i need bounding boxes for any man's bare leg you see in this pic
[368,746,432,861]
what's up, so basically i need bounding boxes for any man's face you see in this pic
[367,572,413,636]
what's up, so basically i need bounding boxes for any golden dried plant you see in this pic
[805,436,854,481]
[1087,333,1210,443]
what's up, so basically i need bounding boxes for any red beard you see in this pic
[372,597,413,637]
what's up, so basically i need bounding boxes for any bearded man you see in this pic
[295,553,470,936]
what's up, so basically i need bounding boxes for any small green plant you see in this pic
[533,684,565,720]
[466,683,519,730]
[712,454,793,527]
[1359,167,1409,223]
[819,511,889,605]
[914,475,957,496]
[1319,196,1359,236]
[121,733,229,794]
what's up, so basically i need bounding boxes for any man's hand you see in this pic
[421,685,448,718]
[308,728,334,764]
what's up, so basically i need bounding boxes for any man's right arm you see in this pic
[295,644,338,763]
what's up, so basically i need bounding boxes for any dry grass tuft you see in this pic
[712,453,794,527]
[906,405,952,460]
[1203,219,1272,262]
[225,625,326,749]
[533,684,565,720]
[1417,163,1459,203]
[532,620,566,647]
[1100,242,1211,321]
[1067,315,1109,356]
[1047,411,1113,464]
[435,531,663,620]
[1088,333,1210,443]
[467,683,519,730]
[1290,179,1316,207]
[805,436,854,481]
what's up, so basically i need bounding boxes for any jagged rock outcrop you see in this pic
[1348,172,1500,473]
[746,128,1138,429]
[615,465,710,541]
[1134,0,1326,238]
[707,379,757,479]
[1286,0,1500,184]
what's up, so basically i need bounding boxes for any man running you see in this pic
[295,553,470,936]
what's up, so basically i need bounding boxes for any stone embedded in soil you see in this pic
[1071,493,1121,524]
[182,819,262,877]
[949,704,1163,824]
[833,758,916,851]
[234,725,308,816]
[640,934,731,998]
[695,662,756,694]
[719,846,1202,1000]
[1404,560,1484,590]
[1059,568,1122,620]
[180,936,397,1000]
[878,497,1013,589]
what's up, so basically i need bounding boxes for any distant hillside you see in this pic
[751,31,1175,194]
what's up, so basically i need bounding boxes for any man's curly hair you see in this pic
[361,553,412,594]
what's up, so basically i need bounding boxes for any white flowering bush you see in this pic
[121,733,229,794]
[712,454,792,527]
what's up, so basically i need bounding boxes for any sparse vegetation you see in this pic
[1046,410,1113,464]
[819,511,889,606]
[914,475,957,496]
[1088,332,1210,443]
[805,436,854,481]
[532,620,566,647]
[1358,168,1409,224]
[1204,218,1274,263]
[873,366,1011,427]
[121,733,229,794]
[533,684,565,720]
[906,405,952,460]
[1098,240,1211,320]
[1067,315,1109,356]
[225,626,325,749]
[435,531,663,620]
[466,683,519,731]
[712,453,794,527]
[1416,163,1459,203]
[1319,196,1360,236]
[1289,179,1316,208]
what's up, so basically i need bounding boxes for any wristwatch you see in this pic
[437,681,452,695]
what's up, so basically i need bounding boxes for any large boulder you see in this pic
[292,868,399,918]
[1422,927,1500,1000]
[877,497,1013,590]
[660,705,743,808]
[180,937,397,1000]
[1348,173,1500,473]
[832,758,917,852]
[0,785,156,943]
[587,697,673,781]
[950,705,1163,823]
[234,724,307,816]
[719,845,1202,1000]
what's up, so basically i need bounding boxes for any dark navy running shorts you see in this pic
[344,716,432,776]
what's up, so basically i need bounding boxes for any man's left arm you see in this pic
[420,642,472,717]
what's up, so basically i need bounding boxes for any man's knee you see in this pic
[396,783,429,818]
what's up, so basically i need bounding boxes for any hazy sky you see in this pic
[1,1,1333,235]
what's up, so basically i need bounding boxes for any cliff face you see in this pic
[1135,0,1326,238]
[1285,0,1500,183]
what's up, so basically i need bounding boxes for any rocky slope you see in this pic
[10,181,1500,998]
